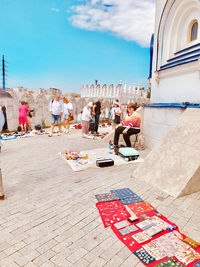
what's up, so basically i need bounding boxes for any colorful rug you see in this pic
[95,187,200,266]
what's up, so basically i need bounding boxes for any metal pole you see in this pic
[0,168,4,200]
[2,55,6,91]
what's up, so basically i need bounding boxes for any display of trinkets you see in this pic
[136,219,154,230]
[111,188,135,198]
[114,220,130,230]
[144,225,163,237]
[183,237,200,249]
[133,247,156,265]
[118,225,138,236]
[132,232,151,243]
[194,260,200,267]
[96,200,130,228]
[128,201,156,216]
[151,233,191,258]
[148,216,172,230]
[176,248,200,265]
[119,195,143,205]
[95,188,200,267]
[173,231,184,240]
[143,242,166,260]
[95,192,119,202]
[154,257,185,266]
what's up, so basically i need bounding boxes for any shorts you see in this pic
[51,114,61,125]
[63,114,69,120]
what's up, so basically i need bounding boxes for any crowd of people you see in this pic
[16,95,141,153]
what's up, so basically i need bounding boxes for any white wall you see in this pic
[151,64,200,102]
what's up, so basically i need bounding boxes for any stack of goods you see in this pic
[63,150,88,161]
[95,187,200,266]
[95,132,109,139]
[74,124,82,129]
[0,133,18,140]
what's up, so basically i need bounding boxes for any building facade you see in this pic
[81,81,149,105]
[151,0,200,103]
[144,0,200,148]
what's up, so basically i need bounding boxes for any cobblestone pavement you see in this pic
[0,130,200,266]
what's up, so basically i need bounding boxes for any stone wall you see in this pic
[1,88,88,131]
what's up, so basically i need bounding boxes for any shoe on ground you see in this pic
[0,195,5,200]
[48,134,53,137]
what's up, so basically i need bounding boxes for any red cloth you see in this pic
[96,200,131,228]
[127,201,156,216]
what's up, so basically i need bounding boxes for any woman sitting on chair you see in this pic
[113,103,140,153]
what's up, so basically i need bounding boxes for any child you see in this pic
[77,111,82,125]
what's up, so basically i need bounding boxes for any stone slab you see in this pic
[132,108,200,198]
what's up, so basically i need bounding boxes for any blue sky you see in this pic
[0,0,155,93]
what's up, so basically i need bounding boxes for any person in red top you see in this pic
[19,101,29,132]
[113,103,140,152]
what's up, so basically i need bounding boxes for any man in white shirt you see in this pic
[49,95,63,136]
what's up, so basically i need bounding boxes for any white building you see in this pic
[144,0,200,148]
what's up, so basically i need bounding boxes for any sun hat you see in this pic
[88,102,93,107]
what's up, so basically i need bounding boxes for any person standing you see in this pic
[25,102,34,131]
[19,101,29,132]
[49,95,63,137]
[112,101,122,126]
[62,98,70,133]
[82,102,93,137]
[62,98,73,134]
[2,106,8,131]
[93,98,104,134]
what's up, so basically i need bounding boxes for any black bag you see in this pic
[96,159,114,168]
[114,115,120,124]
[35,124,41,130]
[89,122,95,133]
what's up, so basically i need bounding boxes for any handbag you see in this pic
[114,115,120,124]
[68,114,74,121]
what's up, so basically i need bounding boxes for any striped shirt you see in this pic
[121,112,140,129]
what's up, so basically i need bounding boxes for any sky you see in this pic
[0,0,155,93]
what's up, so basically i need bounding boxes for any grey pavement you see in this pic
[0,129,200,266]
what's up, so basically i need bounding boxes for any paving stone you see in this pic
[88,256,106,266]
[67,248,88,263]
[105,254,124,266]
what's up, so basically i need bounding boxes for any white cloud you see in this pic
[70,0,155,47]
[51,7,60,12]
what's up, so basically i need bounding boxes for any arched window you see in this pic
[190,21,198,41]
